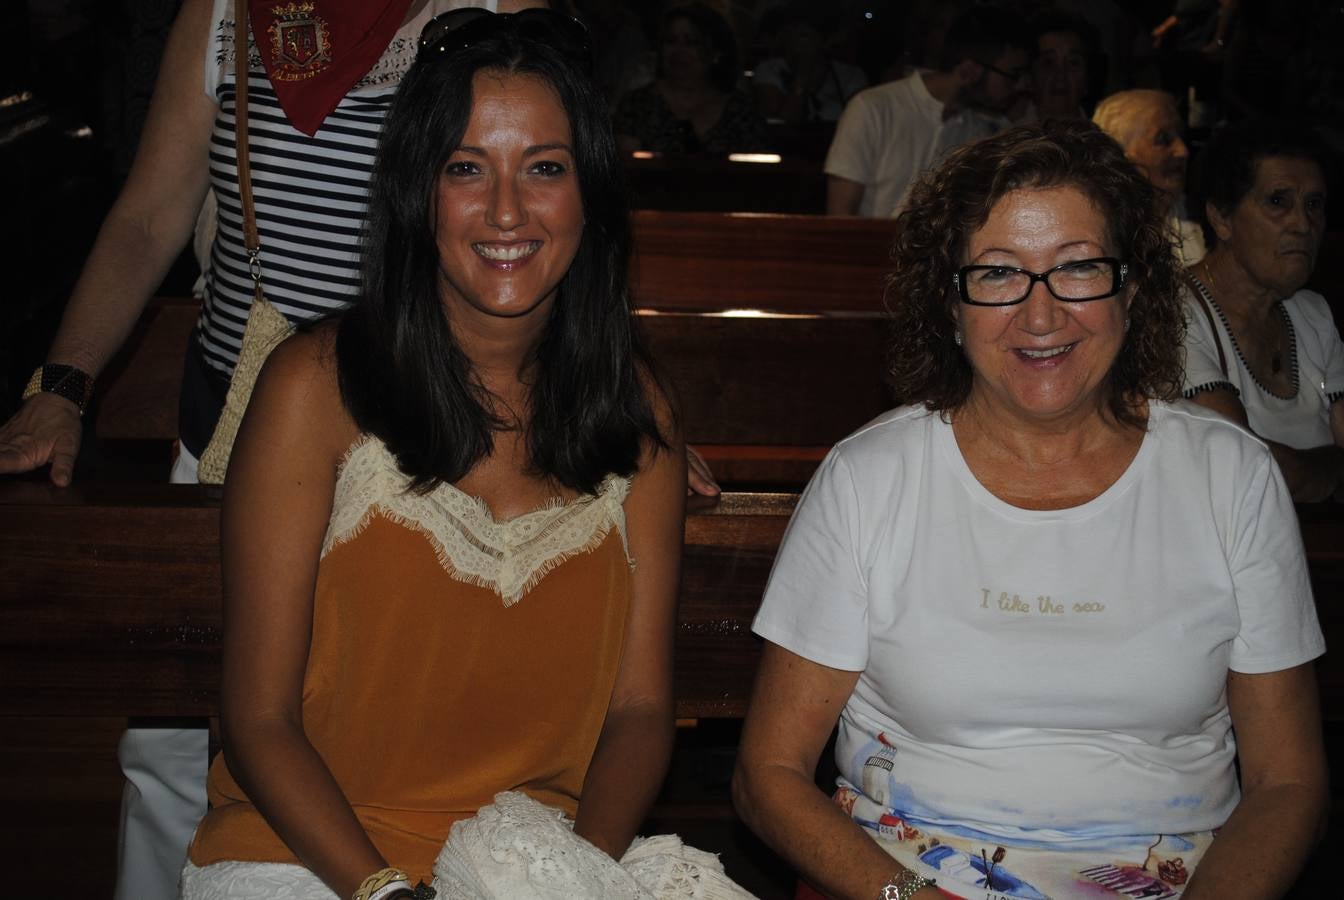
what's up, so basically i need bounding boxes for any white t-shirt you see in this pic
[755,401,1323,846]
[824,72,1007,217]
[1182,282,1344,449]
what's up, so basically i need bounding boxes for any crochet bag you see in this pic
[197,0,296,484]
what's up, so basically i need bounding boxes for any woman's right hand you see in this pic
[0,393,83,486]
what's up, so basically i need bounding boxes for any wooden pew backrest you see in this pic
[641,310,893,485]
[0,484,793,720]
[630,211,894,313]
[91,213,899,459]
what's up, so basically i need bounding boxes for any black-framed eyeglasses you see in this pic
[977,59,1030,82]
[954,257,1128,306]
[418,8,594,76]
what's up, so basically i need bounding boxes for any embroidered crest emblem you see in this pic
[267,2,332,81]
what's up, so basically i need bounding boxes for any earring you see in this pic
[954,329,963,347]
[1123,314,1131,332]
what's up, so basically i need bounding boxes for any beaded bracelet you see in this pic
[21,364,94,415]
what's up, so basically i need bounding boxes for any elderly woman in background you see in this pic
[1093,88,1205,263]
[1182,121,1343,501]
[733,122,1326,900]
[612,2,766,156]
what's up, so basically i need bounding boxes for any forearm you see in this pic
[47,205,198,376]
[1268,441,1344,502]
[1182,783,1327,899]
[733,762,936,900]
[573,704,675,859]
[825,176,864,216]
[224,717,387,896]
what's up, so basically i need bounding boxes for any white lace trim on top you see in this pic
[322,436,631,606]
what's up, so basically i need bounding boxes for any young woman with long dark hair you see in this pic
[178,12,703,898]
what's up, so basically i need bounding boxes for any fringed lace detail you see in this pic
[322,436,630,606]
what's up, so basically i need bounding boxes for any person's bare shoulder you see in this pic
[247,323,359,462]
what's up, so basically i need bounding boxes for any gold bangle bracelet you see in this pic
[353,867,409,900]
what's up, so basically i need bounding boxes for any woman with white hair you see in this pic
[1092,88,1205,264]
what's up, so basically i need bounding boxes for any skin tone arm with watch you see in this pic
[740,132,1327,897]
[0,0,217,486]
[733,644,942,900]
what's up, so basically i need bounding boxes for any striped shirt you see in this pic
[200,0,447,377]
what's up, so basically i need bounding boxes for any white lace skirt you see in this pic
[179,792,756,899]
[181,859,353,899]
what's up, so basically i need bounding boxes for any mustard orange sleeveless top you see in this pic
[189,436,634,883]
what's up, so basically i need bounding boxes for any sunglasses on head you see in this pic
[418,8,594,76]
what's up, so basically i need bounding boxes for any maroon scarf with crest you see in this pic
[247,0,415,135]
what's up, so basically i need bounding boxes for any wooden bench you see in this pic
[2,485,1340,895]
[629,211,894,313]
[94,304,891,489]
[0,482,791,890]
[3,480,1340,722]
[91,211,900,486]
[0,483,790,720]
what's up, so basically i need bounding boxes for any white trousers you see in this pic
[114,444,209,900]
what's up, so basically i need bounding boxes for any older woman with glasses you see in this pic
[733,121,1326,900]
[174,11,749,900]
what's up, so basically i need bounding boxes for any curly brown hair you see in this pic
[886,120,1186,428]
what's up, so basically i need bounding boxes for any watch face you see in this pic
[879,875,932,899]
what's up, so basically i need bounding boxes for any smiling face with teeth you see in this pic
[433,70,584,331]
[956,184,1132,428]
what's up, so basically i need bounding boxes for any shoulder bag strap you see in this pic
[234,2,263,304]
[1183,271,1229,380]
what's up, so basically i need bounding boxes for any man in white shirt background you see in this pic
[823,6,1032,218]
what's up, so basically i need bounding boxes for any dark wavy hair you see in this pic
[656,2,741,93]
[1193,119,1333,248]
[336,25,664,494]
[887,120,1185,427]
